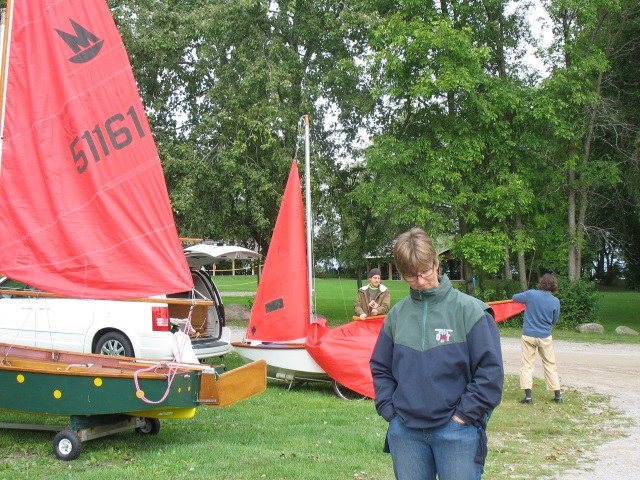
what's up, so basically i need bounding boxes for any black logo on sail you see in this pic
[55,19,103,63]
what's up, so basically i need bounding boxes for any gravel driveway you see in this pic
[501,337,640,479]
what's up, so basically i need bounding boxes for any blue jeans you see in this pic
[387,416,484,480]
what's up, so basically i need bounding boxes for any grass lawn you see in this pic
[0,353,627,480]
[1,276,636,478]
[595,287,640,331]
[217,275,640,342]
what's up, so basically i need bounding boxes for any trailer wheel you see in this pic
[135,417,161,435]
[53,429,82,461]
[332,381,367,401]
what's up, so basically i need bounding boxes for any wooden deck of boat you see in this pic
[0,342,211,378]
[0,355,175,379]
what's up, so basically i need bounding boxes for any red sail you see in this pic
[0,0,192,298]
[245,161,310,342]
[306,301,526,399]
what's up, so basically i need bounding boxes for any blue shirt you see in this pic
[512,289,560,338]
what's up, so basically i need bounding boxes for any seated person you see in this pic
[354,268,390,320]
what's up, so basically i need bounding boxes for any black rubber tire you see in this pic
[332,381,367,401]
[135,417,161,435]
[53,430,82,461]
[95,331,134,357]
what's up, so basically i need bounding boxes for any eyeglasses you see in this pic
[404,264,436,282]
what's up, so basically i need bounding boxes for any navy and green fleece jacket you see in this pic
[370,275,504,429]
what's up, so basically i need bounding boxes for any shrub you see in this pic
[475,280,525,330]
[498,313,524,330]
[475,280,523,303]
[555,276,599,330]
[452,278,598,331]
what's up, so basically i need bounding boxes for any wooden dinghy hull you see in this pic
[0,343,266,418]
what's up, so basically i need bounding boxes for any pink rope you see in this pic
[133,305,194,404]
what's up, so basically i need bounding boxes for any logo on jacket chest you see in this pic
[435,329,453,343]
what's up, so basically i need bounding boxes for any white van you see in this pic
[0,244,258,361]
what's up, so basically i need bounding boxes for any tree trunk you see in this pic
[575,69,605,280]
[503,242,512,280]
[458,217,476,295]
[514,212,528,290]
[567,164,579,282]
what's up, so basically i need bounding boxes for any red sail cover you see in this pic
[245,161,310,342]
[488,300,526,322]
[305,301,526,399]
[0,0,192,298]
[306,317,384,399]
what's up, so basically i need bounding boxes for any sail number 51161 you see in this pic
[71,105,146,174]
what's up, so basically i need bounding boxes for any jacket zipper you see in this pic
[422,295,428,350]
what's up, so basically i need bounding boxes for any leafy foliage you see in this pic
[104,0,640,286]
[555,276,599,329]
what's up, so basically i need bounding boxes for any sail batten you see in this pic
[0,0,192,298]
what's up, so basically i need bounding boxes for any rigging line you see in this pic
[293,115,304,161]
[4,294,40,357]
[134,306,195,404]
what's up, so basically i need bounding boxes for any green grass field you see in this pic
[0,276,636,478]
[216,275,640,341]
[0,353,627,480]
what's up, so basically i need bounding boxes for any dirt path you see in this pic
[500,337,640,479]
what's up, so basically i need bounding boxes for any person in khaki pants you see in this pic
[512,274,562,404]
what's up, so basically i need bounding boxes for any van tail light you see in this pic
[152,306,170,331]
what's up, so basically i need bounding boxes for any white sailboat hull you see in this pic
[232,342,331,383]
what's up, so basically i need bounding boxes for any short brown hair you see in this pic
[393,228,439,277]
[537,273,558,293]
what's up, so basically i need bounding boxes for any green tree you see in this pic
[106,0,640,288]
[111,0,374,254]
[532,0,629,282]
[350,1,540,292]
[586,1,640,286]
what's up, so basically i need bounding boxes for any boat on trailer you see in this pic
[0,0,266,460]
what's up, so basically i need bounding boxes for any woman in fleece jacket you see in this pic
[370,227,503,480]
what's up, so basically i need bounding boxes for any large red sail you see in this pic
[0,0,192,298]
[246,161,310,342]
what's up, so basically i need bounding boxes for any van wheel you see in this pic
[95,332,134,357]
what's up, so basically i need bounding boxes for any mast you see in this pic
[0,0,14,171]
[304,114,313,320]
